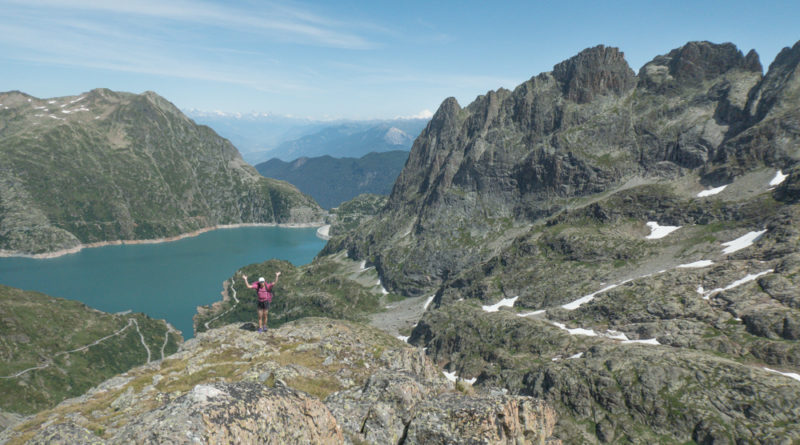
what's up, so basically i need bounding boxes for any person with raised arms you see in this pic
[242,271,280,333]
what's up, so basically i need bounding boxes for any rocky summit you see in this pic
[329,40,798,295]
[0,319,558,444]
[317,40,800,443]
[0,89,325,255]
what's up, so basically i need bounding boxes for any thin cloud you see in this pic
[0,21,312,94]
[2,0,377,49]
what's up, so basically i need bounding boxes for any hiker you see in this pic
[242,272,280,332]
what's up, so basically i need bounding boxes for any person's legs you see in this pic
[263,310,269,329]
[257,307,265,331]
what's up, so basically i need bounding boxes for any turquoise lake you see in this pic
[0,226,326,338]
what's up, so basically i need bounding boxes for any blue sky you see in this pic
[1,0,798,120]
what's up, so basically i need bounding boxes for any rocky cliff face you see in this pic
[318,40,800,443]
[330,40,800,296]
[0,319,559,444]
[0,89,325,255]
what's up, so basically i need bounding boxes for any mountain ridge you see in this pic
[256,150,408,209]
[0,88,326,255]
[312,39,800,443]
[329,39,799,296]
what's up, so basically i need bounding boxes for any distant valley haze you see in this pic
[186,111,428,164]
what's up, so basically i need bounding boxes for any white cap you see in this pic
[258,277,265,282]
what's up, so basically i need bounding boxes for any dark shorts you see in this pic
[257,300,270,310]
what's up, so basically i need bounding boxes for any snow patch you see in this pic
[721,229,767,254]
[550,322,659,344]
[769,170,788,187]
[380,285,388,295]
[423,295,435,310]
[551,322,598,337]
[397,336,409,343]
[442,370,477,385]
[621,338,661,345]
[517,310,545,317]
[678,260,714,268]
[482,296,518,312]
[697,185,727,197]
[562,283,622,310]
[702,269,773,300]
[764,367,800,383]
[568,352,584,359]
[645,222,681,239]
[604,330,629,341]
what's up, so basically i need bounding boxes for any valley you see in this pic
[2,38,800,444]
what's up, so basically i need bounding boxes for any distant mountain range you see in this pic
[256,151,409,209]
[266,121,426,162]
[186,110,428,164]
[0,89,324,255]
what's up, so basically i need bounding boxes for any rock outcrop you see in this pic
[553,45,636,103]
[112,382,344,444]
[1,319,559,444]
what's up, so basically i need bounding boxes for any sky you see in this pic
[1,0,799,120]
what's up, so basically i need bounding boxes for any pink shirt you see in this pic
[250,282,273,302]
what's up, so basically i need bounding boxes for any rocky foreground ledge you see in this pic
[1,318,558,444]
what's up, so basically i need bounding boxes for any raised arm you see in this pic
[274,271,281,285]
[242,274,251,288]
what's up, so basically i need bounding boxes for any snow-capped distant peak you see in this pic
[383,127,410,145]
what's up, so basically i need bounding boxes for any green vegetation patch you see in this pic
[0,285,181,415]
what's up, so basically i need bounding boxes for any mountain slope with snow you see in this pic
[316,40,800,443]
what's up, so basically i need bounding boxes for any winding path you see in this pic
[159,325,178,361]
[130,318,152,363]
[204,277,240,330]
[0,317,156,379]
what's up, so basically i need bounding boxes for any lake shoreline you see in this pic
[0,222,326,259]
